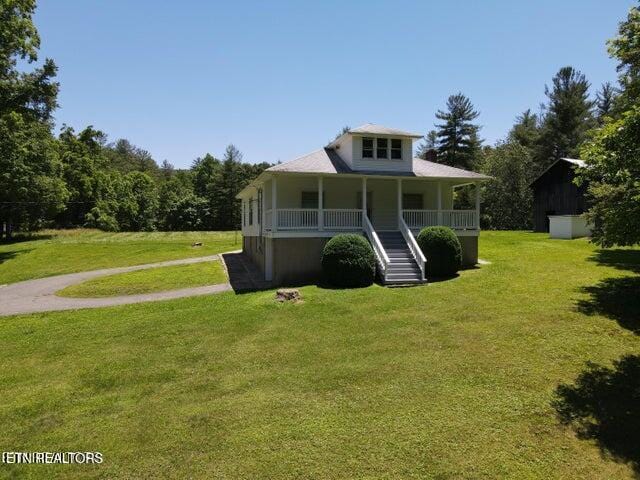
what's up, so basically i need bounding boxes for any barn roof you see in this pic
[530,158,587,186]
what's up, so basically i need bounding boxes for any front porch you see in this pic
[246,175,480,234]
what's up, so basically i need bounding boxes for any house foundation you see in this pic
[243,233,479,285]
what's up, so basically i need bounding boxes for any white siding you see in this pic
[351,136,414,173]
[334,135,354,168]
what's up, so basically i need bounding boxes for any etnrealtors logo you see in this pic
[2,451,103,464]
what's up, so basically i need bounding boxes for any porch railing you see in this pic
[402,209,478,230]
[264,209,478,231]
[276,209,318,230]
[441,210,477,229]
[324,209,362,230]
[402,209,439,229]
[364,214,389,276]
[399,217,426,280]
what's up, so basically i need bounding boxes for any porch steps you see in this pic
[377,231,425,285]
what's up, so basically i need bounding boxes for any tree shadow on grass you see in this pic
[0,233,53,245]
[590,249,640,274]
[552,355,640,475]
[0,250,29,266]
[576,248,640,334]
[576,276,640,334]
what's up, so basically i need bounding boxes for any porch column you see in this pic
[318,176,324,231]
[437,181,443,226]
[361,176,367,225]
[271,177,277,233]
[259,189,264,228]
[397,178,402,229]
[475,181,480,230]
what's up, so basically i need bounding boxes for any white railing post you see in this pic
[475,181,480,230]
[362,176,367,229]
[397,178,402,229]
[271,177,277,233]
[437,181,442,226]
[318,176,324,231]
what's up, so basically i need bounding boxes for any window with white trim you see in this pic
[301,191,326,209]
[362,137,403,160]
[362,137,374,158]
[376,138,388,159]
[391,139,402,159]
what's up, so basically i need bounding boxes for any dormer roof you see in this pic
[347,123,423,138]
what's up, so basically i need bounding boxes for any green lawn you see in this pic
[56,260,228,298]
[0,229,239,284]
[1,231,639,479]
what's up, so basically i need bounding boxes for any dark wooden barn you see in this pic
[530,158,588,232]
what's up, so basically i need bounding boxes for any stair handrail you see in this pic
[363,214,389,275]
[399,217,426,281]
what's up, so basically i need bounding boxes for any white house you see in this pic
[237,124,491,285]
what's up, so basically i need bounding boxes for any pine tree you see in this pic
[416,130,438,160]
[508,109,540,151]
[210,145,243,230]
[434,93,482,169]
[608,5,640,112]
[595,82,617,122]
[536,66,595,169]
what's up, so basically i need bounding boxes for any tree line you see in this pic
[416,68,611,231]
[0,0,269,240]
[2,1,638,247]
[415,3,639,247]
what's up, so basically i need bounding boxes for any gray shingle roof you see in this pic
[348,123,423,138]
[266,148,491,179]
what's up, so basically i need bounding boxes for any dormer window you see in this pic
[391,139,402,159]
[361,137,402,160]
[363,137,374,158]
[376,138,388,159]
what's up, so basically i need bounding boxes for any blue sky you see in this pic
[34,0,633,168]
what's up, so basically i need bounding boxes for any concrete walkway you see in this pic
[0,255,232,317]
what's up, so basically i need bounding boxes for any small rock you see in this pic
[275,288,302,303]
[192,242,203,247]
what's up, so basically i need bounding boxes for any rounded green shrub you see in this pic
[416,226,462,278]
[321,234,375,287]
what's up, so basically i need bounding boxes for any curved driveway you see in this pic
[0,255,231,317]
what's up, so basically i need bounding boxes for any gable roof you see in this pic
[530,157,586,186]
[347,123,423,138]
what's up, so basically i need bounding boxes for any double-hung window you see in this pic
[391,139,402,159]
[362,137,374,158]
[376,138,388,159]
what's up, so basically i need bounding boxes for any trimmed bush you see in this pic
[416,226,462,278]
[321,234,375,287]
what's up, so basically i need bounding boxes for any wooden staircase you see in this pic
[377,231,425,285]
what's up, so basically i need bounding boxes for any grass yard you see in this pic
[0,229,239,284]
[1,231,639,478]
[56,260,228,298]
